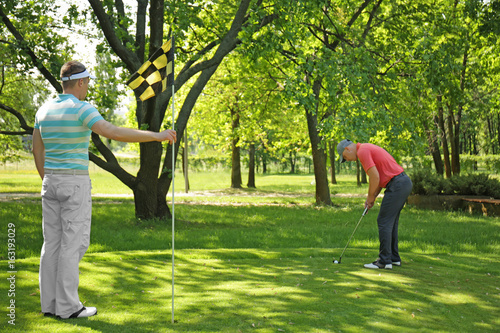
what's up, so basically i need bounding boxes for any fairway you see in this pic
[0,170,499,332]
[2,248,499,333]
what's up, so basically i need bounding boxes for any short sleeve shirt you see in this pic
[357,143,404,188]
[34,94,104,170]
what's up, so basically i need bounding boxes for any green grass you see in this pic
[0,166,499,332]
[0,159,366,196]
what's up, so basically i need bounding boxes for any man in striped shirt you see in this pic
[32,61,176,319]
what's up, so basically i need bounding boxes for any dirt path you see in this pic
[0,191,365,203]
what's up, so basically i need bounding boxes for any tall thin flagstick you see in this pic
[171,36,176,324]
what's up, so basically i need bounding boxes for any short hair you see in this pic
[60,61,87,89]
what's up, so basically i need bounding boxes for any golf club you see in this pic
[333,207,368,264]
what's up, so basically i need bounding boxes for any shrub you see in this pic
[410,170,445,195]
[410,171,500,198]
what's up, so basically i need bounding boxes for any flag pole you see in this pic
[171,35,176,325]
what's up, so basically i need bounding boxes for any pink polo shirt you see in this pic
[356,143,404,188]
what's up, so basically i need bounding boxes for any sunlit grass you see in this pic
[0,159,366,196]
[0,162,499,332]
[1,248,498,333]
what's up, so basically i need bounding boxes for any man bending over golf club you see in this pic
[337,139,412,269]
[32,61,176,319]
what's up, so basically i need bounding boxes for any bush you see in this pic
[410,171,500,198]
[410,170,445,195]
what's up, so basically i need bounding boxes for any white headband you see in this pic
[61,69,96,81]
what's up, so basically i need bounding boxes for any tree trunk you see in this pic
[450,47,468,176]
[305,78,332,206]
[247,143,256,188]
[437,96,452,178]
[356,160,361,187]
[447,108,460,176]
[427,115,444,175]
[289,151,296,174]
[487,117,493,154]
[134,141,162,219]
[230,108,242,188]
[182,130,189,193]
[497,114,500,153]
[329,142,337,184]
[361,166,367,184]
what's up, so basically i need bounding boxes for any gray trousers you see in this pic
[39,173,92,318]
[377,173,412,265]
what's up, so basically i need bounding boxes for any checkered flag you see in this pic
[127,38,175,101]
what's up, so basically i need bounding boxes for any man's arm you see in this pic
[365,165,382,210]
[91,119,176,143]
[32,129,45,180]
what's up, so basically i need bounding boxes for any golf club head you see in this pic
[332,258,341,264]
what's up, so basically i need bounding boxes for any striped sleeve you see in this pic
[78,103,104,129]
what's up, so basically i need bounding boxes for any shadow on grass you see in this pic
[1,200,499,332]
[7,248,499,333]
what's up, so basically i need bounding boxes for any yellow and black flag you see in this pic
[127,38,175,101]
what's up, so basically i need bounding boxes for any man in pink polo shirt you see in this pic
[337,139,413,269]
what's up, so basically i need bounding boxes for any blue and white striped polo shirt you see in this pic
[34,94,104,170]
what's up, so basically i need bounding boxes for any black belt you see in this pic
[387,172,406,186]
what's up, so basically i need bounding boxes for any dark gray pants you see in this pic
[377,173,412,265]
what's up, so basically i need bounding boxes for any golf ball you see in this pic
[333,260,339,264]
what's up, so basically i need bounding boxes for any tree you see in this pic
[406,0,500,176]
[0,0,65,160]
[189,53,296,187]
[0,0,276,219]
[247,0,403,205]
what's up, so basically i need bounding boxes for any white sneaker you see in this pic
[364,260,392,269]
[392,261,401,266]
[63,307,97,319]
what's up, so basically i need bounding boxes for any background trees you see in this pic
[1,0,276,219]
[0,0,499,217]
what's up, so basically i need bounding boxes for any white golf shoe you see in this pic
[364,260,392,269]
[61,306,97,319]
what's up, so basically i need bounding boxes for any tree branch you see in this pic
[135,0,148,62]
[158,0,256,187]
[360,0,383,45]
[0,7,61,92]
[90,132,136,188]
[323,0,374,51]
[0,130,31,135]
[0,102,34,134]
[87,0,141,73]
[175,6,275,93]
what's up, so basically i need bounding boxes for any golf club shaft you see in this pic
[344,206,368,227]
[339,207,368,260]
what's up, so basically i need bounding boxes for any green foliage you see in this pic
[0,134,23,163]
[402,154,500,174]
[411,170,445,195]
[411,170,500,197]
[479,0,500,38]
[87,53,122,121]
[190,52,308,171]
[1,0,71,76]
[188,154,229,170]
